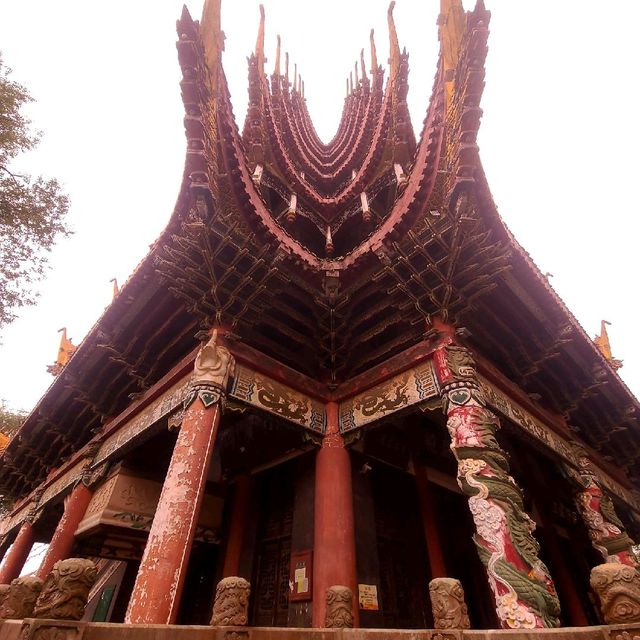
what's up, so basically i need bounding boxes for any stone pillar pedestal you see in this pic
[125,330,234,625]
[433,344,561,629]
[312,403,358,628]
[590,562,640,624]
[222,475,251,578]
[0,576,43,619]
[36,483,93,580]
[210,576,250,626]
[325,585,354,628]
[429,577,470,629]
[0,521,36,584]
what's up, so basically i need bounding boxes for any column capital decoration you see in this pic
[184,329,235,410]
[433,343,562,629]
[25,487,45,525]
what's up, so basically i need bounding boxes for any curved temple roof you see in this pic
[1,0,639,505]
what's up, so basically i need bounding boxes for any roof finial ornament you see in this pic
[285,52,290,89]
[294,63,298,94]
[360,48,367,81]
[349,71,353,94]
[370,29,378,74]
[354,60,359,87]
[594,320,623,370]
[110,277,119,300]
[255,5,266,74]
[274,35,281,76]
[387,1,400,84]
[439,0,466,109]
[46,327,77,377]
[200,0,224,87]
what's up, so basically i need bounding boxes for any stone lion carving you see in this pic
[325,585,354,628]
[429,577,471,629]
[33,558,98,620]
[210,577,250,626]
[590,563,640,624]
[0,583,9,609]
[0,576,43,619]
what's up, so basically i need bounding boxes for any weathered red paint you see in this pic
[312,402,358,628]
[414,464,447,579]
[0,520,35,583]
[125,401,221,624]
[36,482,93,579]
[222,474,251,578]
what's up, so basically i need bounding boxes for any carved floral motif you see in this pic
[0,576,43,619]
[590,563,640,624]
[33,558,98,620]
[429,578,470,629]
[325,585,354,628]
[211,577,250,626]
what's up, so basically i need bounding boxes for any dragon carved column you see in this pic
[433,344,561,629]
[126,329,235,625]
[564,443,639,568]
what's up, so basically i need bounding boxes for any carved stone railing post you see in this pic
[0,576,43,619]
[33,558,97,620]
[210,577,250,626]
[325,585,354,628]
[433,344,561,629]
[564,443,639,568]
[590,563,640,624]
[126,329,235,625]
[429,577,470,629]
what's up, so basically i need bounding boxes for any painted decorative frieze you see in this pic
[433,345,561,630]
[339,360,438,432]
[231,365,325,433]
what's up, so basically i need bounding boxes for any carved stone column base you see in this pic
[33,558,97,621]
[429,577,470,629]
[325,585,354,628]
[590,563,640,624]
[19,618,85,640]
[0,576,43,619]
[211,577,250,626]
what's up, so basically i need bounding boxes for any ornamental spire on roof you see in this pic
[200,0,223,87]
[594,320,623,370]
[46,327,77,377]
[370,29,378,73]
[255,4,266,74]
[438,0,465,109]
[387,1,400,85]
[274,34,281,76]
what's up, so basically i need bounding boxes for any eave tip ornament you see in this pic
[594,320,623,370]
[46,327,77,377]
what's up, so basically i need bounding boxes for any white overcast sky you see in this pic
[0,1,639,413]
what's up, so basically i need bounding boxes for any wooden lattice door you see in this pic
[251,463,294,627]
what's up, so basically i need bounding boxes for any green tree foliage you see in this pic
[0,398,25,436]
[0,53,70,329]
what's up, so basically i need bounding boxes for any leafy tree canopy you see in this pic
[0,53,70,329]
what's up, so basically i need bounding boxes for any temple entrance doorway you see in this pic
[370,463,432,628]
[250,461,295,627]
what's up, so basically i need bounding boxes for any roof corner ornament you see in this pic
[255,4,266,74]
[46,327,77,377]
[387,1,400,84]
[369,29,378,75]
[200,0,224,85]
[594,320,623,370]
[184,328,235,410]
[274,34,281,76]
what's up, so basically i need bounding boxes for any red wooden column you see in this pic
[125,330,234,625]
[0,521,35,583]
[222,474,251,577]
[312,402,358,628]
[36,482,93,579]
[414,463,447,579]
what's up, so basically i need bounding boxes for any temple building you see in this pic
[1,0,639,635]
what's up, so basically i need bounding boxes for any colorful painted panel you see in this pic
[339,360,439,432]
[230,365,326,433]
[478,376,640,513]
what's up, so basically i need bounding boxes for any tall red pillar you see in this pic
[222,474,251,578]
[0,521,35,583]
[126,330,234,625]
[414,464,447,579]
[312,402,358,628]
[36,482,93,579]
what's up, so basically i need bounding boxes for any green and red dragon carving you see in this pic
[433,344,561,629]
